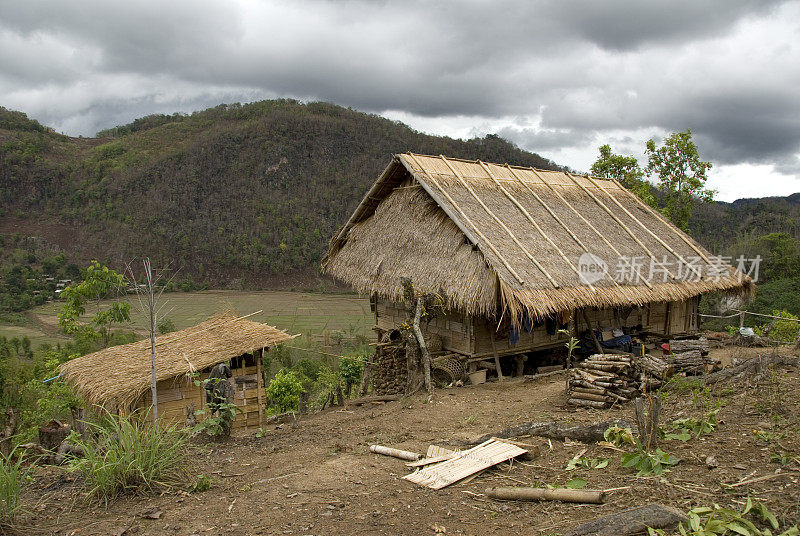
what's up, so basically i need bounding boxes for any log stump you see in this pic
[39,419,71,452]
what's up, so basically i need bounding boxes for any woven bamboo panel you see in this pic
[403,439,526,489]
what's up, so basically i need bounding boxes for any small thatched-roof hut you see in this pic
[60,314,296,430]
[323,153,752,362]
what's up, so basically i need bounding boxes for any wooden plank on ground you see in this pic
[403,439,527,489]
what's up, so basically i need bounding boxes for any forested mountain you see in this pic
[1,100,798,290]
[690,193,800,253]
[0,101,559,287]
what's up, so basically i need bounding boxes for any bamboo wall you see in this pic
[375,298,472,354]
[472,319,567,358]
[375,296,700,359]
[642,297,699,335]
[135,354,264,432]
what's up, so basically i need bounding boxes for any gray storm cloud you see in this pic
[0,0,797,182]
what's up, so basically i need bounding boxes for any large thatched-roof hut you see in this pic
[322,153,752,362]
[60,314,296,430]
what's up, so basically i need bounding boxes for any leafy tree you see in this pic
[590,144,656,207]
[57,261,131,349]
[645,129,714,230]
[752,232,800,282]
[265,369,303,414]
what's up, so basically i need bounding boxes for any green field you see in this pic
[1,290,373,349]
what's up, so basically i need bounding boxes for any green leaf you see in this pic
[743,497,754,515]
[564,478,587,489]
[689,513,701,532]
[621,453,640,468]
[727,521,753,536]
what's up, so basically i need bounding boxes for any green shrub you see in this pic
[605,425,679,476]
[265,369,303,414]
[648,499,798,536]
[292,358,327,385]
[762,310,800,342]
[662,409,719,441]
[68,411,189,504]
[0,452,25,527]
[338,354,365,394]
[157,318,176,334]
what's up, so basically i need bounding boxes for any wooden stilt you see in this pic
[487,320,504,382]
[581,309,604,355]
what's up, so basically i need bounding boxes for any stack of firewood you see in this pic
[664,350,721,375]
[567,354,639,408]
[668,337,710,353]
[665,338,721,375]
[568,338,723,408]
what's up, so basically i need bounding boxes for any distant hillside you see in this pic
[0,101,561,287]
[2,102,797,289]
[689,193,800,252]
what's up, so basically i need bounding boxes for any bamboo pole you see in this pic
[586,176,702,281]
[528,167,637,301]
[370,445,421,461]
[486,486,605,504]
[439,155,558,288]
[476,160,587,289]
[612,179,714,265]
[405,153,525,285]
[562,172,663,287]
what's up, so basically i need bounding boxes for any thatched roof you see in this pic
[60,314,296,410]
[322,153,753,322]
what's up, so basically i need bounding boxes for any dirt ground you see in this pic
[16,346,800,536]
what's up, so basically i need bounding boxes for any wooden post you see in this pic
[739,311,746,328]
[71,407,86,438]
[634,396,661,451]
[514,356,525,377]
[581,309,604,355]
[487,320,504,381]
[412,297,433,394]
[256,349,265,427]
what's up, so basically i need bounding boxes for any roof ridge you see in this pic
[403,152,615,182]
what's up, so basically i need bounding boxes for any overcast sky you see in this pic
[1,0,798,201]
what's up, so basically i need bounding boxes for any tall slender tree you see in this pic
[126,259,175,426]
[645,129,714,230]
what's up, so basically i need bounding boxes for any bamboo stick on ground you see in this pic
[369,445,421,461]
[485,487,605,504]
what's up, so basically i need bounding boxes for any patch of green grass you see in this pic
[29,290,373,344]
[0,321,68,349]
[67,412,190,504]
[0,452,25,528]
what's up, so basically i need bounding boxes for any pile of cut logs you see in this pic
[665,338,721,376]
[567,354,639,408]
[568,338,722,408]
[371,344,409,396]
